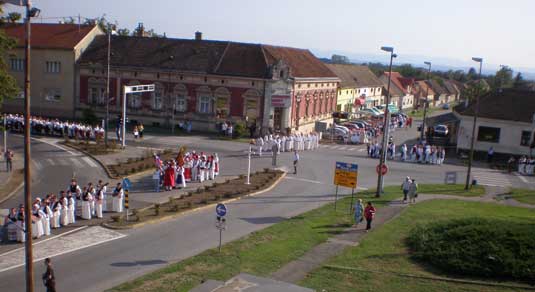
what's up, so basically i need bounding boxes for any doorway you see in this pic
[273,107,283,132]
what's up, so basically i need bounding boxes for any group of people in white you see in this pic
[517,156,535,176]
[368,141,446,165]
[2,179,125,243]
[154,151,220,192]
[4,114,105,140]
[252,133,321,156]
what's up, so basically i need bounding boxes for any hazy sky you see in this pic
[4,0,535,70]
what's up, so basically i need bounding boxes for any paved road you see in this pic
[0,133,108,208]
[1,128,533,292]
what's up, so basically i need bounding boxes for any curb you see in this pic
[102,171,287,230]
[60,142,117,179]
[0,153,27,205]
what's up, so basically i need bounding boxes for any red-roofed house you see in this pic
[1,23,103,118]
[379,72,415,110]
[78,33,339,134]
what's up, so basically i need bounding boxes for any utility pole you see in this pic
[465,57,483,190]
[105,23,111,147]
[420,62,432,142]
[3,113,6,154]
[376,46,396,197]
[24,1,34,291]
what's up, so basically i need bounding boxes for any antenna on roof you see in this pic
[78,13,81,32]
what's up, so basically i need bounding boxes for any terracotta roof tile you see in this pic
[324,64,383,88]
[1,23,96,49]
[262,45,337,78]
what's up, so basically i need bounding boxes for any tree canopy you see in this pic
[0,5,22,108]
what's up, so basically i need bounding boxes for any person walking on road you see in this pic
[401,177,411,203]
[364,202,376,232]
[487,146,494,163]
[353,199,364,227]
[42,257,56,292]
[408,179,419,204]
[293,150,299,174]
[4,149,13,172]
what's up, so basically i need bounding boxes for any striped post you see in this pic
[124,189,129,221]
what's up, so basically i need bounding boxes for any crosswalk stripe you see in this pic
[70,158,84,168]
[57,158,69,166]
[82,157,98,168]
[46,158,55,166]
[339,147,348,150]
[33,161,42,170]
[358,148,366,152]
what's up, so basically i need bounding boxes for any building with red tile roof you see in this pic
[78,33,339,133]
[1,23,103,118]
[379,72,415,110]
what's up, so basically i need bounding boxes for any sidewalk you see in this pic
[0,152,24,204]
[271,186,534,284]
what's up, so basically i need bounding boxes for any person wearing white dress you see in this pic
[112,183,124,213]
[98,180,109,212]
[176,164,187,188]
[60,194,69,226]
[81,189,92,220]
[32,204,44,239]
[256,137,264,156]
[95,187,104,219]
[214,153,220,177]
[51,196,61,229]
[67,192,76,224]
[16,207,26,243]
[40,204,51,236]
[88,183,96,217]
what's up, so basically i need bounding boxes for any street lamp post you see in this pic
[105,23,111,147]
[420,61,432,142]
[376,46,397,197]
[465,57,483,190]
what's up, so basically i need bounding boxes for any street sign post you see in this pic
[333,162,359,211]
[216,203,227,252]
[122,178,132,221]
[376,164,388,176]
[122,84,155,147]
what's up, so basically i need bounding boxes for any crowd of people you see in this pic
[4,114,105,140]
[513,156,535,176]
[152,150,220,192]
[367,141,446,165]
[252,133,321,156]
[2,178,124,243]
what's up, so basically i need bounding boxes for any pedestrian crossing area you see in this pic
[319,144,367,152]
[472,168,512,187]
[33,156,100,170]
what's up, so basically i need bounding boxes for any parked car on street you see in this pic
[433,124,449,136]
[442,103,450,109]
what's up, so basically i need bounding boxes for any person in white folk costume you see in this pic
[256,137,264,156]
[112,182,124,213]
[191,154,199,183]
[199,156,207,182]
[67,191,76,224]
[81,187,92,220]
[68,179,82,217]
[32,203,44,239]
[60,192,70,226]
[51,195,61,229]
[42,199,52,236]
[95,185,104,218]
[88,183,96,217]
[176,163,186,188]
[16,206,26,242]
[214,153,220,177]
[98,180,108,212]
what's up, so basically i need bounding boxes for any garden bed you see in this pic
[106,169,284,228]
[62,139,121,156]
[108,149,176,177]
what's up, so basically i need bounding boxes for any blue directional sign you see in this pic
[334,162,359,188]
[216,203,227,217]
[122,178,132,190]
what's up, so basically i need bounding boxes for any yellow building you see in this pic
[2,23,102,118]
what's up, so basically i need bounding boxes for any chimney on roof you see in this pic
[195,31,202,41]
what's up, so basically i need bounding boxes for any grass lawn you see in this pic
[507,188,535,205]
[417,184,485,197]
[108,187,401,292]
[408,105,452,119]
[300,200,535,292]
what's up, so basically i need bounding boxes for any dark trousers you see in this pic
[366,218,372,230]
[293,161,298,174]
[403,189,408,201]
[6,160,12,172]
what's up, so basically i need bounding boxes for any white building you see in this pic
[455,89,535,156]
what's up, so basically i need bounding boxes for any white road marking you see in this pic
[82,156,98,168]
[0,226,125,274]
[57,158,69,166]
[517,174,529,184]
[70,158,84,168]
[46,158,55,166]
[358,148,366,152]
[32,137,77,155]
[33,161,42,170]
[284,176,324,184]
[339,147,348,151]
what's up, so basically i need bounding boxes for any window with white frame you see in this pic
[10,58,24,71]
[198,96,212,113]
[214,87,230,118]
[129,94,142,109]
[173,84,188,112]
[44,88,61,102]
[175,97,187,112]
[88,78,106,105]
[152,83,164,110]
[45,61,61,73]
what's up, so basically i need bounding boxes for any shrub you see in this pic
[407,218,535,282]
[131,167,137,174]
[185,201,192,208]
[111,215,122,223]
[154,204,160,216]
[233,122,247,138]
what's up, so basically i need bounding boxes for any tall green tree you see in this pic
[494,65,513,89]
[0,5,21,109]
[513,72,527,89]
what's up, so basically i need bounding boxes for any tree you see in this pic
[117,28,130,36]
[494,65,513,89]
[513,72,527,89]
[466,67,478,81]
[0,5,21,108]
[463,81,489,103]
[6,12,21,23]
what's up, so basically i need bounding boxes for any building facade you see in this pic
[380,72,414,110]
[2,23,102,118]
[325,64,383,112]
[77,34,338,134]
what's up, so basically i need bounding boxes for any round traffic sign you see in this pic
[216,203,227,217]
[376,164,388,175]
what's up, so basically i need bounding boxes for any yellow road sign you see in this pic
[334,162,358,188]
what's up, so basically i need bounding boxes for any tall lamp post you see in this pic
[420,61,432,142]
[376,46,397,197]
[464,57,483,190]
[104,23,111,147]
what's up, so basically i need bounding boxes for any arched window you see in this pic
[88,77,106,105]
[173,84,188,112]
[214,87,230,118]
[196,86,213,114]
[243,89,261,120]
[127,80,142,109]
[152,82,165,110]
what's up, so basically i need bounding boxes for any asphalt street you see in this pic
[0,125,533,292]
